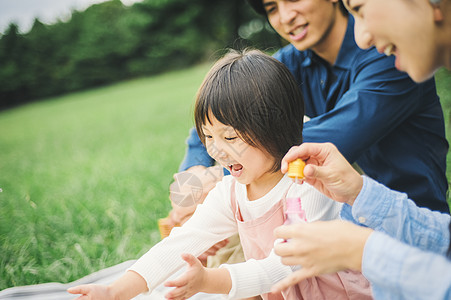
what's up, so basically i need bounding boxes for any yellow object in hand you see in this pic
[287,158,305,179]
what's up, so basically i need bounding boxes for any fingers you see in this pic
[281,143,332,173]
[67,286,91,300]
[165,277,186,288]
[270,268,314,294]
[216,238,229,248]
[67,285,89,295]
[181,253,200,267]
[274,241,305,266]
[302,164,316,177]
[165,286,188,300]
[210,239,229,251]
[199,238,229,260]
[303,164,328,181]
[273,224,303,241]
[204,246,219,255]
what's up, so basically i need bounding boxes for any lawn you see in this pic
[436,67,451,184]
[0,65,450,291]
[0,63,212,289]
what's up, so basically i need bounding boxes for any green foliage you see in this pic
[0,63,211,289]
[0,0,279,109]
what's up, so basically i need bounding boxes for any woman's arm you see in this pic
[363,231,451,299]
[342,176,450,253]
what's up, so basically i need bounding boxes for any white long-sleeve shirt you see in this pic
[129,175,342,297]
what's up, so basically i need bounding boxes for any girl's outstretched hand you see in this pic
[67,284,113,300]
[67,270,147,300]
[164,253,206,300]
[282,143,363,206]
[271,220,373,293]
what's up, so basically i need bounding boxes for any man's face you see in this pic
[262,0,340,52]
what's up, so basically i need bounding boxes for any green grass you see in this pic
[0,63,212,290]
[0,65,450,291]
[436,67,451,192]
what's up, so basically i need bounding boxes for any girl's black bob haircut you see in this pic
[194,49,305,172]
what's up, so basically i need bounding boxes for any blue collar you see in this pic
[334,15,360,69]
[301,15,359,69]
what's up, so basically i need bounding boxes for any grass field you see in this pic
[436,68,451,182]
[1,65,450,291]
[0,63,212,289]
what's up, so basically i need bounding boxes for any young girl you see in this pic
[68,49,371,300]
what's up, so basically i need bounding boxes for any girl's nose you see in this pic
[216,148,229,160]
[207,141,229,161]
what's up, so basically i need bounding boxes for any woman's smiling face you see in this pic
[345,0,442,82]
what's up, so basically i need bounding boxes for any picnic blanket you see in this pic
[0,260,223,300]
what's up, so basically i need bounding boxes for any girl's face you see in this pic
[345,0,442,82]
[202,114,283,197]
[262,0,342,56]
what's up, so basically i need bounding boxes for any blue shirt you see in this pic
[341,176,451,299]
[180,16,449,212]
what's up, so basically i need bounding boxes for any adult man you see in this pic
[177,0,449,212]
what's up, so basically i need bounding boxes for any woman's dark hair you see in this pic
[194,49,305,172]
[246,0,348,17]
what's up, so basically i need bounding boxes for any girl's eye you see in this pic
[225,137,237,141]
[204,135,213,139]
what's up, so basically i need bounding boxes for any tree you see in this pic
[0,0,281,109]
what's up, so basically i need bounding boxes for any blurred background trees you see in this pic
[0,0,280,110]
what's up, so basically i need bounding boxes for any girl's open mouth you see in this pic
[229,164,243,177]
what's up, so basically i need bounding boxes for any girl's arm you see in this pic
[165,249,292,300]
[68,178,237,300]
[129,180,237,292]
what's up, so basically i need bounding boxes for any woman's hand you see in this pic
[282,143,363,206]
[271,220,373,293]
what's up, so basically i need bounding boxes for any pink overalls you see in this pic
[230,181,373,300]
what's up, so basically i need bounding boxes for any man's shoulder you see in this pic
[273,44,308,64]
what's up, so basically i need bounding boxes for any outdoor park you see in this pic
[1,0,451,295]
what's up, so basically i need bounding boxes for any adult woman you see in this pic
[271,0,451,298]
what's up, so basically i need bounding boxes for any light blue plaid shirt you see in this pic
[341,176,451,299]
